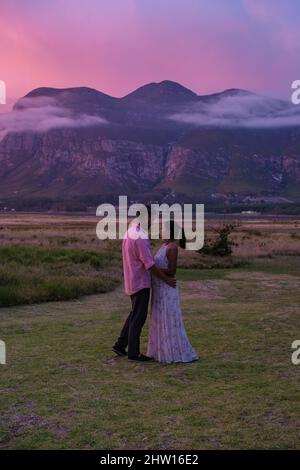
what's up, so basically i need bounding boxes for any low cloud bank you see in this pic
[0,96,107,134]
[170,93,300,128]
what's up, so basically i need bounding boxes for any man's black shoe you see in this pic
[112,345,127,357]
[128,354,154,362]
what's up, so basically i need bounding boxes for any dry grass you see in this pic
[0,214,123,307]
[0,213,299,307]
[205,219,300,258]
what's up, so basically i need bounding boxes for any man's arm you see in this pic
[135,237,176,288]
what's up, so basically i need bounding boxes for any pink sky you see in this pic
[1,0,300,106]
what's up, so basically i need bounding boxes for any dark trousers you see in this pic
[116,288,150,358]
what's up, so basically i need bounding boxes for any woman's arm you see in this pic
[164,243,178,276]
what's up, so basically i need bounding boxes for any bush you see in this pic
[200,224,236,257]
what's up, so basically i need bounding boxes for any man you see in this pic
[113,208,176,362]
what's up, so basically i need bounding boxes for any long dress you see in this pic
[147,244,199,364]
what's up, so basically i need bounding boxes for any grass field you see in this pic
[0,213,299,307]
[0,213,300,449]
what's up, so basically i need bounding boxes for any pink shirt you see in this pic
[122,225,155,295]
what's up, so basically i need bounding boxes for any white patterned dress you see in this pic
[147,244,199,364]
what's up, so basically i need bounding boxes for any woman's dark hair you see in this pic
[168,220,186,249]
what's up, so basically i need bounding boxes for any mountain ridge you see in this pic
[18,80,256,104]
[0,80,299,205]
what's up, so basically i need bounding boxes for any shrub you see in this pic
[200,224,237,257]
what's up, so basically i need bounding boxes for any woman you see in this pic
[147,221,199,364]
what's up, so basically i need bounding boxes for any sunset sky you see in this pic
[1,0,300,106]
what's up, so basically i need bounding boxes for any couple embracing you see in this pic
[113,208,198,364]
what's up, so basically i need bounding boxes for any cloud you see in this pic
[0,95,107,135]
[170,93,300,128]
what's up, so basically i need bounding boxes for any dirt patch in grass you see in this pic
[269,305,300,319]
[181,280,232,300]
[0,405,74,448]
[225,271,300,307]
[227,271,300,289]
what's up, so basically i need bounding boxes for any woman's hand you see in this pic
[149,264,177,288]
[165,276,177,288]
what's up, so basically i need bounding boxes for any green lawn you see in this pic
[1,260,300,449]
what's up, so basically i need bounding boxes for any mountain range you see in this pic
[0,80,299,207]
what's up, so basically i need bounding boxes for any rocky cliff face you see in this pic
[0,130,168,197]
[0,80,300,203]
